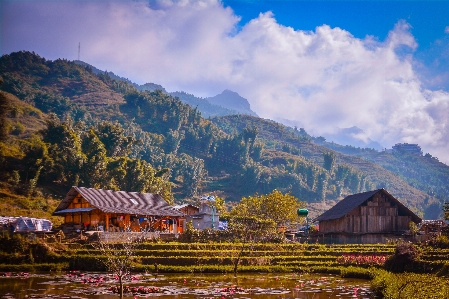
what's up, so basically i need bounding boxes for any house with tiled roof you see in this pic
[314,189,421,243]
[53,186,183,234]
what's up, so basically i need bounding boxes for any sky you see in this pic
[2,0,449,164]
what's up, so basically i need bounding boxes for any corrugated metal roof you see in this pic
[173,204,199,210]
[53,207,96,214]
[53,187,183,217]
[314,189,421,223]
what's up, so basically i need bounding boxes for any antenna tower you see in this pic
[78,42,80,61]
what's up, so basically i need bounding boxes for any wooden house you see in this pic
[315,189,421,244]
[53,186,183,234]
[173,204,200,233]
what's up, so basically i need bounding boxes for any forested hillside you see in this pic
[0,51,447,220]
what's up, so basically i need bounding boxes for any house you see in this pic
[314,189,422,244]
[392,143,423,156]
[174,197,220,231]
[189,197,220,230]
[173,204,200,233]
[53,186,183,234]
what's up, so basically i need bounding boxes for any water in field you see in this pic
[0,272,373,299]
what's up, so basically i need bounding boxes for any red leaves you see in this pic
[337,254,387,266]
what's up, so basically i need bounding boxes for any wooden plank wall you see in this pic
[320,193,412,233]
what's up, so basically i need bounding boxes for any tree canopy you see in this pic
[229,190,306,227]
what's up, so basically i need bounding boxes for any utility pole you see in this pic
[78,42,80,61]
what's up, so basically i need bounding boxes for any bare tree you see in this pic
[92,230,145,298]
[228,216,277,274]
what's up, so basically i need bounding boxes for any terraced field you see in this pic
[1,241,449,275]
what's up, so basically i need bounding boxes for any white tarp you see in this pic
[0,216,52,232]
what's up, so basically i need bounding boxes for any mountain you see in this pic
[170,91,242,118]
[138,83,167,93]
[322,126,384,151]
[74,60,252,119]
[275,117,383,151]
[1,51,448,220]
[205,90,258,117]
[74,60,135,86]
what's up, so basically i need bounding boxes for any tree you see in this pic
[226,190,306,273]
[81,128,108,188]
[95,121,134,158]
[92,230,144,299]
[227,215,277,274]
[443,202,449,220]
[106,157,173,203]
[323,152,336,172]
[316,172,328,201]
[409,221,419,240]
[230,190,306,230]
[42,115,86,186]
[0,76,10,141]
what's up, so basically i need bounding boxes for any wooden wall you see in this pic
[319,192,412,234]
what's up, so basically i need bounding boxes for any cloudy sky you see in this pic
[2,0,449,163]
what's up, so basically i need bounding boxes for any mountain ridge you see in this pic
[0,51,447,220]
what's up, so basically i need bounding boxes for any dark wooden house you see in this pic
[315,189,421,244]
[53,186,183,234]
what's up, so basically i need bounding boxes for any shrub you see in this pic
[340,266,374,279]
[371,271,449,299]
[429,235,449,249]
[384,242,419,272]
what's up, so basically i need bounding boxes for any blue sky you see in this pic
[2,0,449,163]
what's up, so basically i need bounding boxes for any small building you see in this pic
[189,200,220,230]
[175,196,220,231]
[392,143,423,156]
[53,186,183,234]
[420,219,447,236]
[315,189,422,244]
[173,204,200,233]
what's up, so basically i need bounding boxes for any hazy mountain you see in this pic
[206,90,258,117]
[170,91,241,118]
[137,83,167,93]
[323,126,384,151]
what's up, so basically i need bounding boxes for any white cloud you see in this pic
[445,26,449,34]
[3,0,449,164]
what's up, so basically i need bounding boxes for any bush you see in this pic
[384,242,419,272]
[429,235,449,249]
[340,266,375,279]
[371,270,449,299]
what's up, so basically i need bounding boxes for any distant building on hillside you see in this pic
[392,143,423,156]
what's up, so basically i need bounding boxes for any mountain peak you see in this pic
[206,90,258,117]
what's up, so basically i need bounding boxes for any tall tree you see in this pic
[323,152,336,172]
[443,202,449,220]
[0,76,9,141]
[95,121,134,158]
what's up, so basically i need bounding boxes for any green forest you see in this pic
[1,51,448,220]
